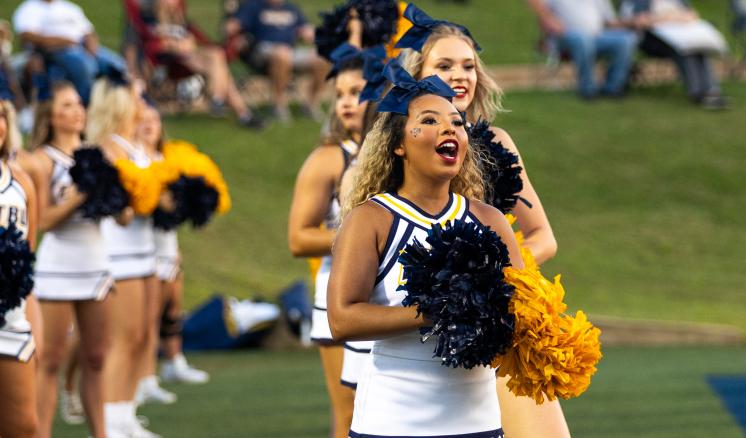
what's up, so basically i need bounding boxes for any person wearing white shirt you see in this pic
[12,0,127,104]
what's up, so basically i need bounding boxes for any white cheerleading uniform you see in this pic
[154,230,180,282]
[349,192,504,438]
[0,161,35,362]
[309,140,358,344]
[100,135,156,281]
[35,146,113,301]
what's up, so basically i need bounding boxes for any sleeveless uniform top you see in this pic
[100,134,157,281]
[0,160,35,361]
[35,146,113,301]
[309,139,359,343]
[349,192,503,438]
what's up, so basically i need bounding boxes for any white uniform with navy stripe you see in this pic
[100,135,156,281]
[310,140,358,343]
[35,146,113,301]
[349,192,504,438]
[0,161,35,362]
[154,229,179,282]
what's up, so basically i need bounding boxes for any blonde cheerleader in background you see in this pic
[27,81,113,438]
[0,91,39,438]
[328,60,523,438]
[135,103,209,387]
[394,5,568,436]
[287,38,377,437]
[86,73,166,438]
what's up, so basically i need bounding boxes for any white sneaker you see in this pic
[135,375,177,405]
[129,418,163,438]
[59,389,85,425]
[160,354,209,384]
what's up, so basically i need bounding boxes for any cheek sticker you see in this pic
[410,128,421,138]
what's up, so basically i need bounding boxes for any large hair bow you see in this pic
[395,3,481,53]
[98,64,130,87]
[327,43,386,81]
[377,59,455,115]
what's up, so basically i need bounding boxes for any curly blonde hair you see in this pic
[0,100,21,160]
[399,25,503,123]
[343,109,485,217]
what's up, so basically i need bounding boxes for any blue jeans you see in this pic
[557,29,637,97]
[47,45,126,104]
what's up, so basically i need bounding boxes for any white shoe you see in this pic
[160,354,209,384]
[135,375,177,405]
[59,389,85,425]
[129,418,163,438]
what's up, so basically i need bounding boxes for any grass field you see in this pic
[51,345,746,437]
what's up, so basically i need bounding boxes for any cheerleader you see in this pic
[136,104,209,387]
[0,96,39,437]
[28,81,113,438]
[287,42,376,437]
[86,76,163,438]
[327,61,523,438]
[394,5,568,436]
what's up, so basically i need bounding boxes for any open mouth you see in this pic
[452,86,468,99]
[435,139,459,162]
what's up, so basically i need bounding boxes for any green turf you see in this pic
[51,345,746,437]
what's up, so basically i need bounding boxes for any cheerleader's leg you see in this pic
[497,375,571,438]
[0,357,38,438]
[36,301,74,438]
[318,344,355,438]
[75,297,112,438]
[138,275,161,382]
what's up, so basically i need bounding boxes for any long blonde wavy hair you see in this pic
[399,25,503,123]
[343,107,485,217]
[85,79,137,144]
[0,100,21,160]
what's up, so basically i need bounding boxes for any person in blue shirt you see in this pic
[225,0,329,122]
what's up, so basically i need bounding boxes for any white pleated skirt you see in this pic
[310,257,333,343]
[0,301,35,362]
[341,340,374,389]
[101,216,156,281]
[350,332,503,438]
[154,229,180,282]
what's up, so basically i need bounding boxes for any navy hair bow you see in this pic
[377,59,455,115]
[327,43,385,80]
[0,71,13,101]
[394,3,481,53]
[98,64,130,87]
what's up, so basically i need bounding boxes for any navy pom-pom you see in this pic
[153,176,219,231]
[0,224,35,327]
[467,120,525,213]
[70,148,129,219]
[315,0,398,60]
[398,220,515,369]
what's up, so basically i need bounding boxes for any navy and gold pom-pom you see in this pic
[70,147,129,219]
[153,176,219,231]
[0,224,35,327]
[315,0,399,60]
[398,220,515,369]
[467,120,525,213]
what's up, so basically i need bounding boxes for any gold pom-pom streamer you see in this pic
[114,159,162,215]
[492,267,602,404]
[161,140,231,214]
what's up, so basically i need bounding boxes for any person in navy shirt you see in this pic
[225,0,328,122]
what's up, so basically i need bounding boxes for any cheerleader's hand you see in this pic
[116,206,135,226]
[64,185,88,207]
[159,190,176,213]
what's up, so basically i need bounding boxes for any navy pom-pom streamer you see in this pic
[70,148,129,219]
[398,220,515,369]
[0,224,35,327]
[153,176,219,231]
[315,0,398,60]
[467,120,527,212]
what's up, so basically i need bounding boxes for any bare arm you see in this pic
[492,127,557,265]
[327,201,425,341]
[28,152,85,232]
[469,200,525,270]
[287,145,343,257]
[525,0,565,35]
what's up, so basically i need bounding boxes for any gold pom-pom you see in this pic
[161,140,232,214]
[492,267,602,404]
[114,159,163,215]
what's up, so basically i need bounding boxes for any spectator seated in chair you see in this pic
[620,0,729,109]
[526,0,638,99]
[224,0,329,123]
[12,0,127,105]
